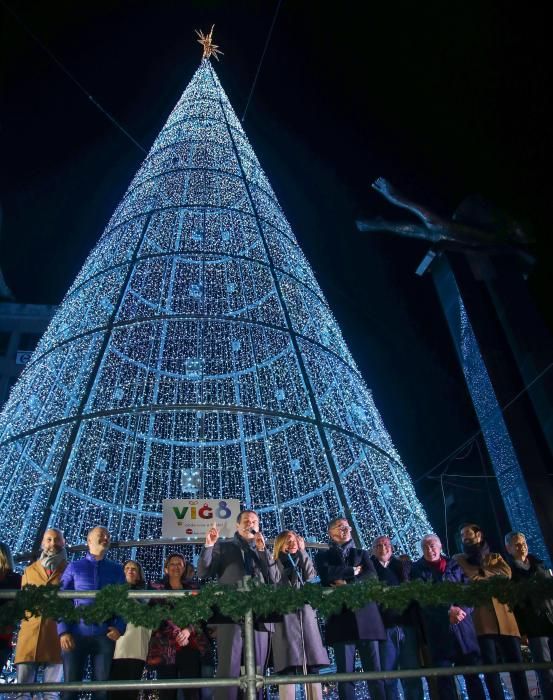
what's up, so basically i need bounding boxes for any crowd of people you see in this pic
[0,513,552,700]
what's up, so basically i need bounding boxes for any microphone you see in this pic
[249,528,258,535]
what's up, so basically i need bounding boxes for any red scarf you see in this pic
[427,557,447,575]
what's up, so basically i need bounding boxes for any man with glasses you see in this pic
[315,517,386,700]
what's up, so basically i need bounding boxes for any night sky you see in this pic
[1,1,551,549]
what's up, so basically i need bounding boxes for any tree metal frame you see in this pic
[0,60,430,567]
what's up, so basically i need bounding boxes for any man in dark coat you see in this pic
[371,536,423,700]
[315,517,386,700]
[197,509,279,700]
[505,531,553,698]
[410,533,486,700]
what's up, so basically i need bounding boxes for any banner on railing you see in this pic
[162,498,240,538]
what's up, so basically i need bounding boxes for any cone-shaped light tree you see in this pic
[0,46,431,560]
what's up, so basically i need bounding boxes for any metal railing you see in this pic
[2,588,552,699]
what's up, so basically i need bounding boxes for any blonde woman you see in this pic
[272,531,329,700]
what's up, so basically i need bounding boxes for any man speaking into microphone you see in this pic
[198,510,280,700]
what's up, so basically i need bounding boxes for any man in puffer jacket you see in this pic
[57,526,126,700]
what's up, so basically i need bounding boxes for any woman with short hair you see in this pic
[108,559,151,700]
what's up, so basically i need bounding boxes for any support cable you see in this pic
[241,0,283,123]
[2,0,146,154]
[414,360,553,484]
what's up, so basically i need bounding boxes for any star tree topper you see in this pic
[196,25,223,61]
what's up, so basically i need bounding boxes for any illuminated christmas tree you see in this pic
[0,40,430,560]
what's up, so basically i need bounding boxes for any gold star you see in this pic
[195,25,223,61]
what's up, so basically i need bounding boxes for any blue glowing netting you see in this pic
[0,60,431,562]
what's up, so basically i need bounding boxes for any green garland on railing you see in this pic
[1,577,552,630]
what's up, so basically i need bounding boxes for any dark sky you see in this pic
[1,1,551,546]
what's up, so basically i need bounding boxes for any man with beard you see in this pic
[198,510,280,700]
[15,528,68,700]
[57,526,126,700]
[455,523,530,700]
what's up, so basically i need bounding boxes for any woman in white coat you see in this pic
[271,531,329,700]
[108,560,151,700]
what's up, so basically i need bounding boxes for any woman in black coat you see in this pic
[271,531,329,700]
[0,541,21,672]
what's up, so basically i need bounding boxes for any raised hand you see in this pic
[254,531,266,551]
[205,526,219,546]
[371,176,392,196]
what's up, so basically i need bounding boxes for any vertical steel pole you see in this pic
[243,607,258,700]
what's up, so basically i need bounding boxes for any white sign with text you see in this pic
[162,498,240,538]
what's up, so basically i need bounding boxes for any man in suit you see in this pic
[197,510,279,700]
[15,528,68,700]
[371,536,423,700]
[315,517,386,700]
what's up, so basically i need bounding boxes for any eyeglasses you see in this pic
[331,525,351,532]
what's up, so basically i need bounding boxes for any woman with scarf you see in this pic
[147,553,211,700]
[108,560,151,700]
[0,541,21,673]
[272,531,329,700]
[455,524,530,700]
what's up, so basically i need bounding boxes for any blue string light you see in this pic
[0,59,431,565]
